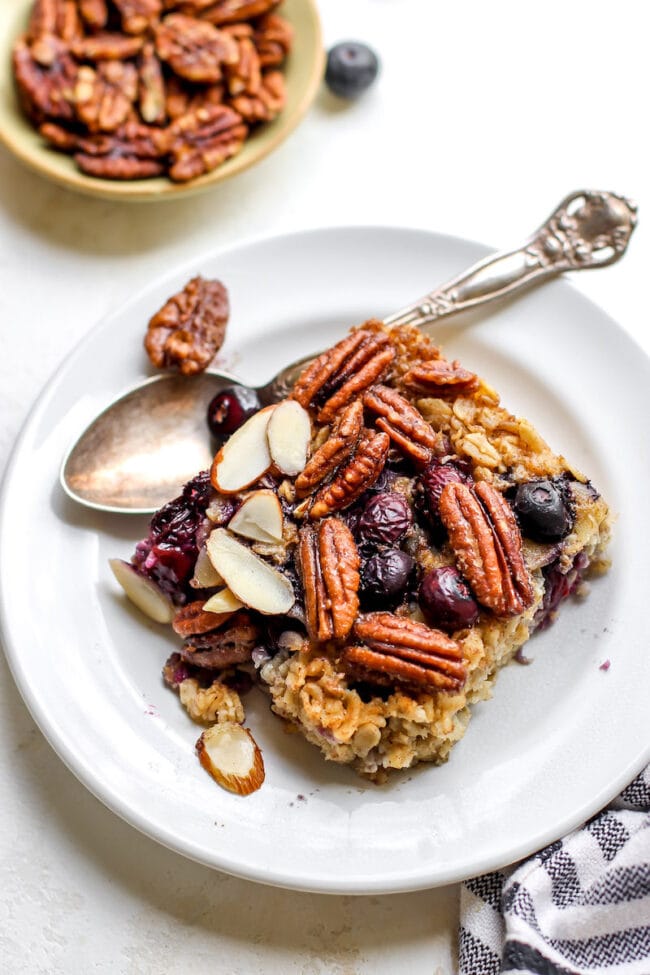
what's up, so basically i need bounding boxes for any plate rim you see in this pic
[2,223,650,894]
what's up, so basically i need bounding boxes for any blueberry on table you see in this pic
[325,42,380,99]
[419,566,480,632]
[207,385,261,438]
[514,480,573,542]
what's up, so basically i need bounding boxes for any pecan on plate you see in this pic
[343,613,466,694]
[363,384,437,467]
[230,68,284,123]
[439,481,535,617]
[113,0,163,35]
[172,599,234,637]
[309,430,390,519]
[77,0,109,30]
[138,42,166,124]
[291,325,395,423]
[253,13,293,68]
[180,611,259,668]
[155,14,238,83]
[191,0,281,26]
[403,358,480,397]
[224,34,261,96]
[294,399,364,499]
[165,103,247,182]
[12,35,77,123]
[74,120,166,178]
[74,61,138,132]
[144,275,229,374]
[298,519,360,642]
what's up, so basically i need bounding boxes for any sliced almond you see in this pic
[109,558,174,624]
[202,587,244,614]
[206,528,294,615]
[196,722,265,795]
[267,399,311,475]
[190,545,224,589]
[211,405,275,494]
[229,490,283,544]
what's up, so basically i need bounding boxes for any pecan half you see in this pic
[180,611,259,668]
[309,429,390,519]
[363,384,437,467]
[224,35,261,96]
[13,36,77,123]
[230,68,284,123]
[172,599,232,637]
[294,399,364,499]
[344,613,466,694]
[254,13,293,68]
[74,61,138,132]
[74,120,165,178]
[164,74,224,119]
[78,0,109,30]
[191,0,281,26]
[144,275,229,374]
[71,32,145,60]
[155,14,238,83]
[138,42,166,124]
[299,519,360,642]
[113,0,162,34]
[28,0,82,41]
[403,359,480,397]
[291,325,395,423]
[165,103,247,181]
[439,481,535,617]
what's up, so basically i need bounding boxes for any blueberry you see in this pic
[325,42,379,99]
[362,549,415,601]
[514,480,573,542]
[418,566,480,632]
[358,492,412,545]
[207,385,261,438]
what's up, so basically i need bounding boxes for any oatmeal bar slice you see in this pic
[116,321,610,781]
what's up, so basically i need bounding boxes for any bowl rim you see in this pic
[0,0,324,202]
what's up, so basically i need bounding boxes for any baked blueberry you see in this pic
[418,566,480,632]
[362,549,415,601]
[207,385,261,438]
[325,42,380,99]
[357,492,412,545]
[514,480,573,542]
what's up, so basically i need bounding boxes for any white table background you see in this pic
[0,1,647,972]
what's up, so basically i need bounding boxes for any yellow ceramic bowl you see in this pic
[0,0,323,202]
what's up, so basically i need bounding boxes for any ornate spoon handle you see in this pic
[384,190,637,330]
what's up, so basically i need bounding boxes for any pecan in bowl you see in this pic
[3,0,322,196]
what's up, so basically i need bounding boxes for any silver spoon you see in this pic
[61,189,637,514]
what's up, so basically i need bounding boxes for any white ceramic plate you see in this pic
[2,227,649,894]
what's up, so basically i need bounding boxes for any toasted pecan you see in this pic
[344,613,466,693]
[294,399,363,498]
[403,358,479,397]
[363,384,437,466]
[439,481,534,617]
[309,430,390,519]
[299,519,360,641]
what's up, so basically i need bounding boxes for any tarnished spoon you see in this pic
[61,190,637,514]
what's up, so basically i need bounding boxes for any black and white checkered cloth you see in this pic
[459,765,650,975]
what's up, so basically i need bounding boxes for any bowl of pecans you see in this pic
[0,0,323,201]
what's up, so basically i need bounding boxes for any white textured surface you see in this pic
[0,0,647,971]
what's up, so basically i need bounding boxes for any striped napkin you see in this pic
[459,765,650,974]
